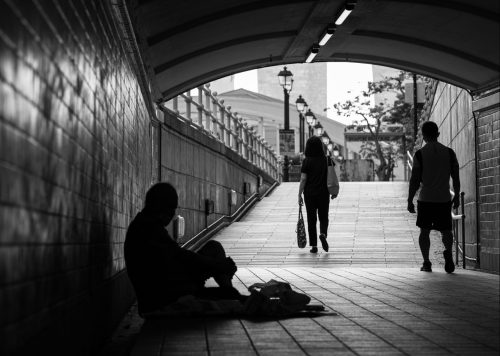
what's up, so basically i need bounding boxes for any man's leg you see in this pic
[441,230,455,273]
[198,240,233,288]
[419,228,432,271]
[196,241,246,301]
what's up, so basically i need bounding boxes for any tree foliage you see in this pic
[333,71,423,181]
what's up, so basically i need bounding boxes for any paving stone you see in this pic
[130,183,499,356]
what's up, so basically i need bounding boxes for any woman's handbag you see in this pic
[327,157,340,197]
[296,203,307,248]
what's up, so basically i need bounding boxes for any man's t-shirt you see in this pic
[300,156,329,197]
[413,141,459,202]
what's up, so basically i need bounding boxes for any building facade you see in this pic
[258,63,328,116]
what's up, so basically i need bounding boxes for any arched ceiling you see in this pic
[130,0,500,101]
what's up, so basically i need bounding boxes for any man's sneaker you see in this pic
[443,250,455,273]
[420,262,432,272]
[310,247,318,253]
[319,233,329,252]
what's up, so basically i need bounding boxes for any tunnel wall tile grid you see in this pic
[428,81,499,273]
[0,0,153,353]
[159,110,277,245]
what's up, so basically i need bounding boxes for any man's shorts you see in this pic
[417,201,452,231]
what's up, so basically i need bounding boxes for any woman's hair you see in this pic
[304,136,326,158]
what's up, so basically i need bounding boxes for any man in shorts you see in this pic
[407,121,460,273]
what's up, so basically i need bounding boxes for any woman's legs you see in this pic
[317,194,330,236]
[304,195,319,247]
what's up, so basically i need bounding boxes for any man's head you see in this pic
[421,121,439,142]
[144,182,178,226]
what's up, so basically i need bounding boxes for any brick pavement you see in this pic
[130,183,500,356]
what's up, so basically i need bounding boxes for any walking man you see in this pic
[408,121,460,273]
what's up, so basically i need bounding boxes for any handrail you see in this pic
[406,150,413,181]
[163,84,280,180]
[181,181,279,251]
[451,191,478,269]
[407,150,413,170]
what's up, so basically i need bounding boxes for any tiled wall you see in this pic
[475,103,500,273]
[0,0,153,354]
[428,82,499,273]
[160,110,276,244]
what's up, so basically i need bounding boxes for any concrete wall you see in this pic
[160,111,276,244]
[0,0,154,354]
[426,82,499,273]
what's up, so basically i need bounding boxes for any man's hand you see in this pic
[331,194,338,200]
[452,196,460,210]
[407,200,416,213]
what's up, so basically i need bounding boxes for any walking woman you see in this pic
[298,136,333,253]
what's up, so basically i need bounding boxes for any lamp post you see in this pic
[315,122,324,136]
[332,145,340,158]
[321,133,330,146]
[295,95,307,152]
[278,66,293,182]
[305,109,315,138]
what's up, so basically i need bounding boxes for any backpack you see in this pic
[244,279,316,316]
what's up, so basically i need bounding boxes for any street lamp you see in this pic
[295,95,307,152]
[321,133,330,145]
[305,109,316,138]
[278,66,294,182]
[315,122,324,136]
[332,145,340,157]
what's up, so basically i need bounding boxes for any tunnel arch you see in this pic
[129,0,499,101]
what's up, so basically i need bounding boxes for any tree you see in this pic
[333,71,423,181]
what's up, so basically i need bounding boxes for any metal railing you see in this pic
[451,192,466,269]
[163,85,280,180]
[451,191,478,269]
[406,150,413,181]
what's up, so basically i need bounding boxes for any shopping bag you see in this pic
[327,157,339,197]
[296,203,307,248]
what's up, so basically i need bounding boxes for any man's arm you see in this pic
[407,153,422,213]
[450,149,461,209]
[151,229,236,276]
[177,248,236,275]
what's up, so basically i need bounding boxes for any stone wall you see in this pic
[0,1,153,354]
[426,82,499,273]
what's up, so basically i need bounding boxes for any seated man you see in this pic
[124,182,245,315]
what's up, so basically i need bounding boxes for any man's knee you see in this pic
[199,240,226,259]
